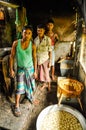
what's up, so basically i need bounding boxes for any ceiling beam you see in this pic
[0,1,19,8]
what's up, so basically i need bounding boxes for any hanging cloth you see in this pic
[15,8,20,26]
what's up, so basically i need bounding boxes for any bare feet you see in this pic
[47,86,51,92]
[52,75,55,81]
[32,99,40,105]
[52,75,57,81]
[40,82,51,92]
[40,83,47,91]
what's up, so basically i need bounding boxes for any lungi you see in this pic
[16,66,35,102]
[38,60,50,82]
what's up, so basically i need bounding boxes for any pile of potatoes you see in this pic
[40,110,82,130]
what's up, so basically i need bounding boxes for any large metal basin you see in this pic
[36,104,86,130]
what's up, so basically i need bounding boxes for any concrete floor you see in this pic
[0,80,57,130]
[0,79,86,130]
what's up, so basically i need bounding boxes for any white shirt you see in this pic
[34,35,52,65]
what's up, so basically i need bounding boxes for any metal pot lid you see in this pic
[36,104,86,130]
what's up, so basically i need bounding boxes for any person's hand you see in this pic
[33,72,37,79]
[48,62,51,68]
[54,34,59,42]
[10,69,15,78]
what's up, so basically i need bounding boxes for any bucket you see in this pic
[60,59,74,77]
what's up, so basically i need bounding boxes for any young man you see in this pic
[46,18,59,80]
[34,24,52,91]
[10,25,38,117]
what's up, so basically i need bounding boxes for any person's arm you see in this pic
[48,51,52,68]
[54,33,59,43]
[48,37,52,68]
[32,43,37,78]
[10,40,17,78]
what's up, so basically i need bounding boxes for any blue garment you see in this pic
[16,66,35,102]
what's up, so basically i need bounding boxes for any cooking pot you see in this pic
[36,104,86,130]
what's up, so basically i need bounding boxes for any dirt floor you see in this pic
[26,81,58,130]
[0,78,57,130]
[0,76,85,130]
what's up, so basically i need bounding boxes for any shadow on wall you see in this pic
[53,14,76,42]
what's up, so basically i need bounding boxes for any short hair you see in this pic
[47,18,54,24]
[37,24,45,29]
[22,25,33,32]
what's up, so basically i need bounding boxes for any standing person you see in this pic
[34,24,52,91]
[10,25,39,117]
[46,18,59,80]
